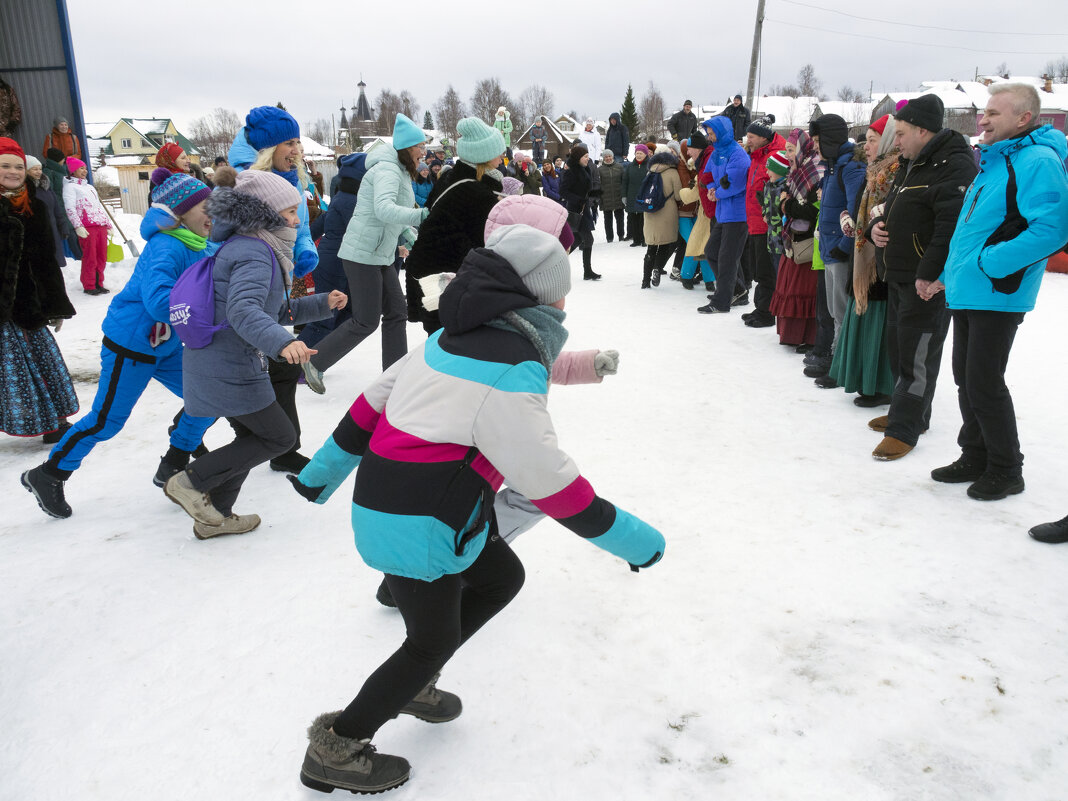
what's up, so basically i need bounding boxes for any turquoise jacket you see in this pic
[942,125,1068,312]
[337,146,427,266]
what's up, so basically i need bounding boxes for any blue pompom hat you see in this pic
[392,113,426,150]
[150,168,212,216]
[245,106,301,151]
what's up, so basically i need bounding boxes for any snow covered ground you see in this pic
[3,228,1067,801]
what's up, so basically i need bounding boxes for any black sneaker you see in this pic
[154,457,186,488]
[731,290,749,307]
[745,312,776,328]
[854,393,891,408]
[270,451,311,474]
[813,374,839,389]
[967,471,1025,501]
[1029,515,1068,544]
[375,578,397,608]
[697,302,728,314]
[21,466,72,519]
[931,456,986,484]
[803,361,829,378]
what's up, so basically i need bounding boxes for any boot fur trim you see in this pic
[307,711,367,761]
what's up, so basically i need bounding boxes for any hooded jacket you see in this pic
[294,227,665,581]
[643,151,683,245]
[494,110,513,147]
[704,117,751,224]
[181,189,331,418]
[604,113,630,161]
[745,132,787,235]
[872,128,977,284]
[310,153,367,296]
[942,124,1068,312]
[817,142,867,263]
[621,155,650,214]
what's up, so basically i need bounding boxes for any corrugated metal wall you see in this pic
[0,0,84,165]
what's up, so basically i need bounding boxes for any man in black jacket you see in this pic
[667,101,698,142]
[867,94,978,461]
[723,95,751,142]
[604,113,630,162]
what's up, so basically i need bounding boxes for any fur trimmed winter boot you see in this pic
[300,711,410,795]
[398,673,462,723]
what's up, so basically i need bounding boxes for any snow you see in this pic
[4,224,1068,801]
[300,136,334,159]
[754,96,820,128]
[94,165,118,185]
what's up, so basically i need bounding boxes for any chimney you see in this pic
[1043,73,1054,93]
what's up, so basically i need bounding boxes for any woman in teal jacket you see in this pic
[301,114,429,394]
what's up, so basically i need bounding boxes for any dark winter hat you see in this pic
[416,161,429,173]
[766,150,790,178]
[150,168,212,217]
[688,131,709,150]
[46,147,66,163]
[734,94,743,101]
[245,106,301,151]
[895,94,944,133]
[809,114,848,160]
[746,113,776,141]
[684,100,693,106]
[52,116,69,128]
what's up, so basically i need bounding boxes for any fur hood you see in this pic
[206,187,286,241]
[648,150,680,171]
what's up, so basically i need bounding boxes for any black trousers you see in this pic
[746,234,777,314]
[190,401,295,516]
[703,221,748,311]
[602,208,625,241]
[626,212,644,245]
[951,309,1025,474]
[268,359,301,455]
[813,271,834,358]
[885,281,950,446]
[332,523,525,740]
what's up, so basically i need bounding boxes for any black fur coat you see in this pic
[1,183,75,330]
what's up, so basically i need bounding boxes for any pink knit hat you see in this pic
[66,156,87,172]
[234,169,301,212]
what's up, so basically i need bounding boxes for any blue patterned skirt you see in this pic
[0,322,80,437]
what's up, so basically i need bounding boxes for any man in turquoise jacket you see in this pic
[928,83,1068,503]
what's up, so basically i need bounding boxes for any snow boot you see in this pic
[641,253,654,289]
[1029,515,1068,544]
[194,513,261,540]
[21,465,72,519]
[680,277,695,290]
[868,415,889,432]
[164,471,224,527]
[398,673,463,723]
[967,471,1025,501]
[300,712,410,795]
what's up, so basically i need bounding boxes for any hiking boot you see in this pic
[854,393,891,408]
[21,465,72,519]
[300,712,410,795]
[741,311,754,321]
[813,374,839,389]
[194,513,261,540]
[731,290,749,307]
[872,436,913,461]
[868,415,888,432]
[745,311,775,328]
[697,302,728,314]
[1029,515,1068,544]
[164,471,224,527]
[930,455,985,484]
[398,673,463,723]
[41,420,72,444]
[375,578,397,608]
[301,361,326,395]
[269,451,311,474]
[967,471,1025,501]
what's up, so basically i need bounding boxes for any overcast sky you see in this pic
[67,0,1068,136]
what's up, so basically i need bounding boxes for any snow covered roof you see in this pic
[85,137,111,161]
[127,118,169,135]
[105,155,148,166]
[752,96,819,127]
[813,101,877,126]
[84,122,114,139]
[300,136,333,158]
[516,115,572,144]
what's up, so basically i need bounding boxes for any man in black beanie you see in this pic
[723,94,752,141]
[865,94,977,461]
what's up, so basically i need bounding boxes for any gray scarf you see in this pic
[487,305,568,373]
[255,226,296,282]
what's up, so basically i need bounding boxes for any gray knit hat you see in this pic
[486,224,572,305]
[234,169,301,212]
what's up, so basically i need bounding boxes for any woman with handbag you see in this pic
[559,142,600,280]
[769,129,823,347]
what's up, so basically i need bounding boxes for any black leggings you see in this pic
[332,521,525,740]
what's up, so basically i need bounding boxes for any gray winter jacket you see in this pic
[182,189,331,418]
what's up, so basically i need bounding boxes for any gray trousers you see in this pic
[309,261,408,373]
[823,260,851,349]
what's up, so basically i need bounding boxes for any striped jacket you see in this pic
[296,245,665,580]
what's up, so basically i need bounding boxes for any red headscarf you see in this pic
[154,143,187,174]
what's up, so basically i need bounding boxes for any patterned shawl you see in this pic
[852,149,901,313]
[785,129,824,202]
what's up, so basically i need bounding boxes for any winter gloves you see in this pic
[75,226,88,239]
[594,350,619,377]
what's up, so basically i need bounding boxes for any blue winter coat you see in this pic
[818,142,867,264]
[705,117,750,224]
[310,154,367,295]
[542,172,561,202]
[102,208,217,360]
[338,145,428,266]
[412,178,434,207]
[227,128,319,277]
[942,124,1068,313]
[182,189,331,418]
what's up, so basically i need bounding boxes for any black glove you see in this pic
[719,176,731,190]
[287,473,325,502]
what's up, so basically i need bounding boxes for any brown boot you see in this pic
[868,415,889,432]
[873,436,913,461]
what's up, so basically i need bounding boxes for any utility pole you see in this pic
[746,0,767,110]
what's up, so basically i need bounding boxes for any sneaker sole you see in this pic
[20,471,71,519]
[194,519,261,540]
[300,769,409,795]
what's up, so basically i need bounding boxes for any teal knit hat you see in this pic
[456,117,506,165]
[392,113,426,149]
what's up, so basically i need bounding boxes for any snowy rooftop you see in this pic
[84,122,114,139]
[813,101,878,126]
[752,96,820,127]
[300,136,333,158]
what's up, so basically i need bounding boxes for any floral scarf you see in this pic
[785,129,825,203]
[852,150,901,313]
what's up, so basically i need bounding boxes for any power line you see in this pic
[778,0,1068,37]
[765,17,1068,55]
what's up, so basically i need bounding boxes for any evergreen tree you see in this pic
[423,110,434,129]
[620,85,639,136]
[275,101,287,111]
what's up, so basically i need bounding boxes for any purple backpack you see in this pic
[169,236,276,349]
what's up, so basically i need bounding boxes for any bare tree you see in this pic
[433,86,466,140]
[638,81,667,141]
[470,77,514,124]
[768,84,801,98]
[515,84,555,136]
[1045,57,1068,82]
[837,85,867,103]
[797,64,823,99]
[188,107,241,161]
[374,89,403,136]
[399,91,420,124]
[304,118,332,146]
[995,61,1011,78]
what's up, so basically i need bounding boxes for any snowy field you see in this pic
[3,225,1068,801]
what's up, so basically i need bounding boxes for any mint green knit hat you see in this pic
[392,113,426,150]
[456,117,506,165]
